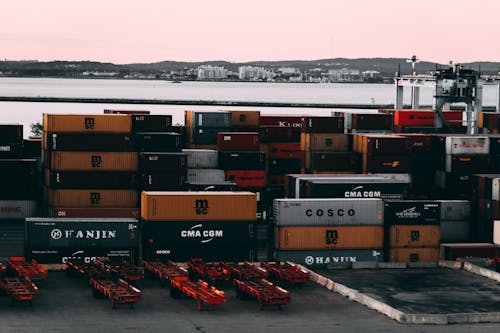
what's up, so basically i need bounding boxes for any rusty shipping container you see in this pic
[131,115,172,132]
[42,132,136,151]
[388,225,440,248]
[301,116,344,133]
[389,247,440,263]
[182,149,218,169]
[135,132,182,152]
[216,132,260,151]
[46,189,138,208]
[141,191,256,221]
[225,170,266,188]
[45,170,139,189]
[51,207,140,219]
[140,152,187,172]
[260,126,301,143]
[46,152,138,171]
[273,198,384,226]
[300,133,350,151]
[222,110,260,129]
[43,114,132,133]
[274,225,384,250]
[267,143,303,160]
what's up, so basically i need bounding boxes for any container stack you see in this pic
[343,112,392,134]
[471,175,500,242]
[185,110,231,148]
[438,200,471,242]
[384,200,441,263]
[392,110,464,133]
[478,112,500,134]
[434,135,492,197]
[0,124,39,257]
[141,191,257,261]
[273,198,384,268]
[42,114,140,218]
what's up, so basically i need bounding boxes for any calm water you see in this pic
[0,78,498,138]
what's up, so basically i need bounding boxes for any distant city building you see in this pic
[362,70,382,79]
[197,65,227,80]
[326,68,362,82]
[82,71,118,77]
[278,67,299,74]
[238,66,273,81]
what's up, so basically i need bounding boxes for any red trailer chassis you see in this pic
[7,257,48,281]
[170,276,226,311]
[143,260,188,286]
[233,278,291,310]
[90,277,141,309]
[187,258,230,283]
[223,262,269,281]
[0,277,39,305]
[93,257,144,283]
[261,262,309,285]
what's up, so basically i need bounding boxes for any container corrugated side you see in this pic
[273,198,383,226]
[141,191,256,221]
[187,169,225,183]
[440,220,471,242]
[274,225,384,250]
[46,189,138,208]
[43,114,132,133]
[388,225,440,248]
[48,152,139,171]
[444,136,490,155]
[389,247,440,262]
[182,149,218,168]
[274,249,383,268]
[300,133,350,151]
[0,200,37,219]
[438,200,471,220]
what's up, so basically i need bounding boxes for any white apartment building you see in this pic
[239,66,273,81]
[197,65,228,80]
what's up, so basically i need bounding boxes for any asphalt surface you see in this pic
[327,268,500,314]
[0,271,499,332]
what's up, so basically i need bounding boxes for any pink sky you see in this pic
[2,0,499,64]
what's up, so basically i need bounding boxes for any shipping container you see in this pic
[443,154,494,173]
[185,111,232,128]
[362,154,411,173]
[216,132,260,151]
[46,152,138,171]
[274,249,384,268]
[388,225,440,248]
[440,243,500,260]
[259,126,301,143]
[434,171,472,195]
[226,170,266,188]
[300,133,350,152]
[135,132,182,152]
[26,247,139,265]
[304,178,409,199]
[301,116,344,133]
[274,198,383,226]
[488,135,500,154]
[355,135,412,155]
[185,181,238,192]
[389,247,440,263]
[345,113,392,130]
[494,220,500,245]
[140,152,187,172]
[438,200,471,221]
[46,189,138,208]
[474,174,500,200]
[0,159,38,199]
[25,217,140,249]
[0,124,23,142]
[222,110,260,129]
[397,134,433,152]
[141,173,187,190]
[0,200,37,219]
[274,225,384,250]
[187,169,225,183]
[131,115,172,132]
[440,220,470,242]
[435,136,490,155]
[384,200,441,225]
[182,149,218,169]
[104,109,149,115]
[268,158,302,175]
[51,207,140,219]
[22,138,41,158]
[309,152,360,172]
[43,114,132,133]
[0,141,23,158]
[45,170,139,189]
[141,191,256,221]
[393,110,462,127]
[409,151,436,172]
[260,115,302,128]
[267,143,303,160]
[479,112,499,130]
[186,127,230,145]
[42,132,136,151]
[219,151,266,170]
[142,245,254,262]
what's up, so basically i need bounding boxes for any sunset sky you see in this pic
[2,0,499,64]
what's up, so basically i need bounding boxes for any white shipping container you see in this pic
[0,200,37,219]
[494,221,500,245]
[182,149,218,168]
[445,136,489,155]
[274,198,384,226]
[187,169,225,183]
[492,179,500,201]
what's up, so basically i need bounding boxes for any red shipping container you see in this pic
[52,207,140,218]
[260,126,301,143]
[301,116,344,133]
[268,175,285,185]
[268,143,303,159]
[260,115,303,128]
[216,132,260,151]
[394,110,463,127]
[226,170,266,188]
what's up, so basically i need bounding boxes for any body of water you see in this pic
[0,78,498,138]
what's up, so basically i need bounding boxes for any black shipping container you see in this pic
[259,127,302,143]
[362,154,411,173]
[301,116,344,133]
[140,152,187,172]
[219,151,266,170]
[43,132,136,151]
[141,173,187,190]
[142,245,254,262]
[310,152,360,172]
[384,200,441,225]
[350,113,392,130]
[489,136,500,155]
[25,247,139,264]
[0,141,23,158]
[440,155,494,173]
[25,218,141,249]
[23,138,41,158]
[0,124,23,142]
[268,158,302,175]
[185,181,238,191]
[45,170,139,189]
[410,152,436,172]
[186,111,232,128]
[131,115,173,132]
[0,159,38,199]
[303,179,410,199]
[135,132,182,152]
[187,127,231,145]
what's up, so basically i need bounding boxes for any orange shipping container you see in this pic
[43,114,132,133]
[47,152,138,171]
[141,191,256,221]
[389,247,440,263]
[388,225,440,248]
[274,225,383,250]
[46,189,138,208]
[300,133,350,152]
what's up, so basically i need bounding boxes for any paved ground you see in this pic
[0,271,498,332]
[327,267,500,314]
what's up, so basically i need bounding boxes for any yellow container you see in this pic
[300,133,350,152]
[388,225,440,248]
[389,247,440,263]
[43,114,131,133]
[47,152,138,171]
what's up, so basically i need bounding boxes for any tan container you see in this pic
[48,152,138,171]
[226,110,260,128]
[388,225,440,248]
[46,189,138,208]
[389,247,440,263]
[141,191,256,221]
[43,114,131,133]
[300,133,350,152]
[275,225,383,250]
